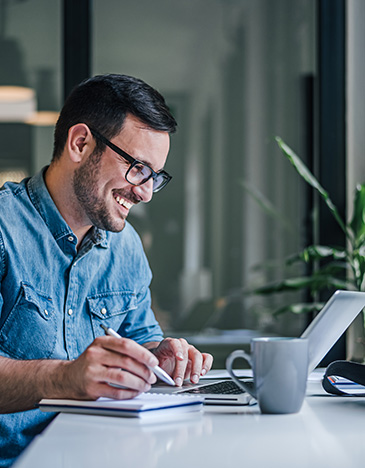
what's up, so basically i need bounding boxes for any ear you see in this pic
[67,124,95,163]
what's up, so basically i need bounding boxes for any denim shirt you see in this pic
[0,169,163,467]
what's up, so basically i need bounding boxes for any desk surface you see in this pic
[14,376,365,468]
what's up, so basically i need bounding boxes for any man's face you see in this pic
[72,114,170,232]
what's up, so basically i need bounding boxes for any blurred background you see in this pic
[1,0,364,366]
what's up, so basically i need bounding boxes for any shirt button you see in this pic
[68,309,73,316]
[44,309,49,316]
[68,236,74,242]
[101,308,107,315]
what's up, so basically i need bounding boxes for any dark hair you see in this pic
[52,74,177,160]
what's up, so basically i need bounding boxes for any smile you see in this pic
[114,195,133,210]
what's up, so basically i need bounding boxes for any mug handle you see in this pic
[226,349,256,398]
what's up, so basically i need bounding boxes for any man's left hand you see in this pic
[148,338,213,386]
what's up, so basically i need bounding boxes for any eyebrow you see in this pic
[129,155,165,174]
[116,146,165,173]
[91,128,166,174]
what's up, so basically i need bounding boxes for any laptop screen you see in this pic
[301,290,365,373]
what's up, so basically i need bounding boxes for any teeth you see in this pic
[115,195,132,210]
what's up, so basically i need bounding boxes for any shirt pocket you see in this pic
[0,282,57,360]
[87,291,137,337]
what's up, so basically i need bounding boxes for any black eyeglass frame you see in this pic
[90,128,172,193]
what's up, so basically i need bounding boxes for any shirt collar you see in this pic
[27,167,109,248]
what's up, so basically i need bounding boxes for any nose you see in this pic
[132,178,154,203]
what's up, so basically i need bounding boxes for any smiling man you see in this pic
[0,74,213,467]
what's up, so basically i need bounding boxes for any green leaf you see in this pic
[350,184,365,246]
[351,249,365,290]
[314,261,349,276]
[275,137,352,242]
[286,245,346,265]
[274,302,325,316]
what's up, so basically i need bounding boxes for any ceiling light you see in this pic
[0,86,36,122]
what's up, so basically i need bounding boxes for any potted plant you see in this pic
[244,137,365,360]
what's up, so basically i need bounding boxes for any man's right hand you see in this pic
[61,336,159,400]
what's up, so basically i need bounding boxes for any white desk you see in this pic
[14,378,365,468]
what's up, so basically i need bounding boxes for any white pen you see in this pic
[100,324,176,386]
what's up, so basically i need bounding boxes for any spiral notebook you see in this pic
[38,392,203,419]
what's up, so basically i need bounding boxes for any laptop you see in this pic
[149,290,365,405]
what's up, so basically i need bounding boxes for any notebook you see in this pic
[39,392,204,419]
[150,290,365,406]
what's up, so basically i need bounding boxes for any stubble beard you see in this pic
[72,149,126,233]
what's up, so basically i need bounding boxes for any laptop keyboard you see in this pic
[180,380,247,395]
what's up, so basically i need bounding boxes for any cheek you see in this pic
[101,161,128,187]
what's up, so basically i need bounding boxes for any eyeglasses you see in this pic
[90,129,172,193]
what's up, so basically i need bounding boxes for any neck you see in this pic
[44,162,92,247]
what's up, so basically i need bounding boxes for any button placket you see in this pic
[64,260,79,359]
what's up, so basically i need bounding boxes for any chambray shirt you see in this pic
[0,168,163,467]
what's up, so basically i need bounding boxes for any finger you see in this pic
[187,347,203,384]
[99,336,159,365]
[101,352,157,385]
[92,381,141,401]
[201,353,214,376]
[82,338,157,384]
[171,339,190,386]
[103,366,154,393]
[78,339,157,397]
[183,360,192,381]
[95,336,159,367]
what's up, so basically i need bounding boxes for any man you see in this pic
[0,74,213,467]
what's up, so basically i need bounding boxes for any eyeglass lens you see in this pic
[127,163,168,192]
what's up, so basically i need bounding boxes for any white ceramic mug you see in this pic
[226,337,309,414]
